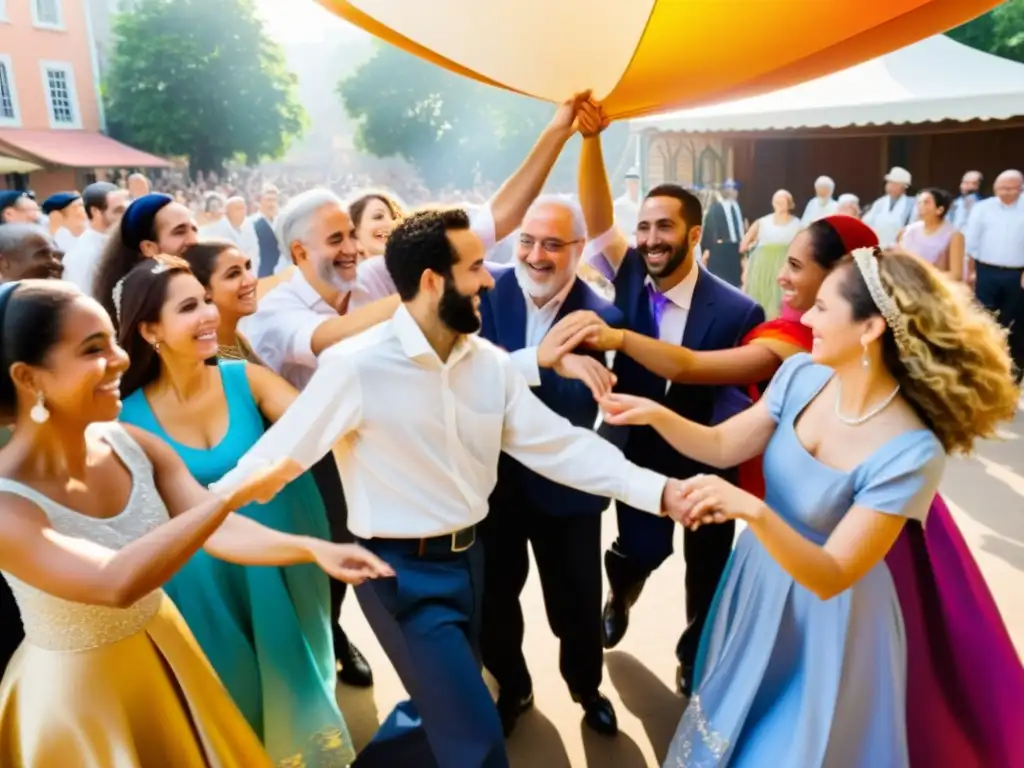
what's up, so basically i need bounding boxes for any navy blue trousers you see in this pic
[352,539,507,768]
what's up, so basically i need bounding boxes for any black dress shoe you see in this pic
[601,593,631,649]
[676,663,693,698]
[497,691,534,737]
[336,640,374,687]
[572,690,618,736]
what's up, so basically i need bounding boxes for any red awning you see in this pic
[0,129,171,169]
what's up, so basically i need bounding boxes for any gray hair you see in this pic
[522,194,587,241]
[225,195,247,208]
[837,193,860,206]
[0,223,52,256]
[274,188,345,257]
[814,176,835,192]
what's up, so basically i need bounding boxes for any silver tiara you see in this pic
[112,261,173,325]
[851,248,913,358]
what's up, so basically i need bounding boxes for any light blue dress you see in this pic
[120,361,354,767]
[664,353,944,768]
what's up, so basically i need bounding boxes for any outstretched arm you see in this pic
[577,103,629,274]
[488,92,590,241]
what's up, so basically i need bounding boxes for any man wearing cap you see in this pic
[700,179,746,287]
[614,168,642,243]
[61,182,130,295]
[41,192,87,252]
[0,192,40,225]
[863,166,914,247]
[801,176,839,225]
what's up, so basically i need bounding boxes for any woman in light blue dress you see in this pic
[601,247,1020,766]
[113,256,363,767]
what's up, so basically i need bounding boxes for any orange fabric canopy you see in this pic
[317,0,1003,119]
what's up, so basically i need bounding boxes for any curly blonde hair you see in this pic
[839,248,1019,454]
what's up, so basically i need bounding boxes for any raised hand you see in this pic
[225,458,304,509]
[674,474,764,530]
[553,353,617,400]
[549,90,593,136]
[537,310,604,368]
[307,541,395,585]
[578,99,610,137]
[599,393,668,427]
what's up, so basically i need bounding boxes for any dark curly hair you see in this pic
[384,208,471,301]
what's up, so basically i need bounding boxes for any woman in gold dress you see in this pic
[0,279,392,767]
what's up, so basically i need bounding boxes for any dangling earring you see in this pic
[861,341,870,369]
[30,391,50,424]
[153,341,161,354]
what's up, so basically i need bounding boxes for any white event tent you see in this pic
[632,36,1024,133]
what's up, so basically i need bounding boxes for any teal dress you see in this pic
[120,361,354,767]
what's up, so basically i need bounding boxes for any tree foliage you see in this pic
[948,0,1024,63]
[337,43,629,191]
[103,0,306,173]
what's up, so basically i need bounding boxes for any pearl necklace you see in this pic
[834,382,901,426]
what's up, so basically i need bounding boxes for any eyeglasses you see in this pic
[518,235,582,254]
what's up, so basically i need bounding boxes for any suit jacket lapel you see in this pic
[681,268,716,350]
[554,278,588,322]
[489,270,528,351]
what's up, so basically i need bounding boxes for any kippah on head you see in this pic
[120,193,173,250]
[41,192,81,215]
[0,190,26,215]
[821,214,878,254]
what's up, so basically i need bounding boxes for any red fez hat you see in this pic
[820,215,878,253]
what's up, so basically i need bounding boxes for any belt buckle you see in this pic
[451,527,475,553]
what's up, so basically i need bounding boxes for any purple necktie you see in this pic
[646,282,669,330]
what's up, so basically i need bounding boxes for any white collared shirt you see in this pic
[61,227,108,296]
[241,206,498,390]
[53,227,79,253]
[800,197,838,225]
[213,304,667,539]
[721,200,744,242]
[200,217,260,267]
[507,274,577,386]
[863,194,914,248]
[964,197,1024,269]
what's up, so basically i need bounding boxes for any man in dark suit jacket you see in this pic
[478,197,624,738]
[251,184,281,278]
[578,139,763,696]
[700,179,746,287]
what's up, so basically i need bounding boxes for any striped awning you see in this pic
[316,0,1003,119]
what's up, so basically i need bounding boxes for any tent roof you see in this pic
[632,36,1024,134]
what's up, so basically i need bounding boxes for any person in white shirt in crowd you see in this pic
[61,182,129,296]
[126,173,150,201]
[863,166,915,247]
[250,184,281,279]
[201,196,260,268]
[40,193,87,252]
[964,169,1024,382]
[0,192,40,225]
[800,175,839,225]
[836,193,862,218]
[213,206,693,768]
[949,170,983,231]
[197,192,227,234]
[614,168,642,244]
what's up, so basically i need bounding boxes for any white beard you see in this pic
[514,260,569,306]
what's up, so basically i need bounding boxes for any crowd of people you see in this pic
[0,91,1021,768]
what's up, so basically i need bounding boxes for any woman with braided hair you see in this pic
[601,248,1023,766]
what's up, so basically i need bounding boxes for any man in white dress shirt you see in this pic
[863,166,914,247]
[200,196,259,264]
[61,182,129,295]
[965,169,1024,381]
[41,192,87,252]
[800,175,839,224]
[214,208,689,768]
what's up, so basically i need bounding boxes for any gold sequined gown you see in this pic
[0,422,273,768]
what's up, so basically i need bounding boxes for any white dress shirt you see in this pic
[61,227,108,296]
[964,197,1024,269]
[213,305,668,539]
[863,195,914,248]
[241,206,498,390]
[505,275,577,386]
[721,200,744,242]
[800,197,838,225]
[53,227,79,253]
[200,217,260,267]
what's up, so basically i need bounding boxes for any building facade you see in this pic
[0,0,165,198]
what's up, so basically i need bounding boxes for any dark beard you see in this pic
[438,277,481,334]
[639,241,689,279]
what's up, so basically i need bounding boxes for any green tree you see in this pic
[103,0,306,173]
[948,0,1024,63]
[337,43,630,191]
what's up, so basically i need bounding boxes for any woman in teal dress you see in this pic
[114,256,357,767]
[601,248,1020,766]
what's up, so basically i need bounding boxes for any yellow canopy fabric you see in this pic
[317,0,1003,118]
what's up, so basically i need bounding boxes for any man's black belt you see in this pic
[362,525,477,557]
